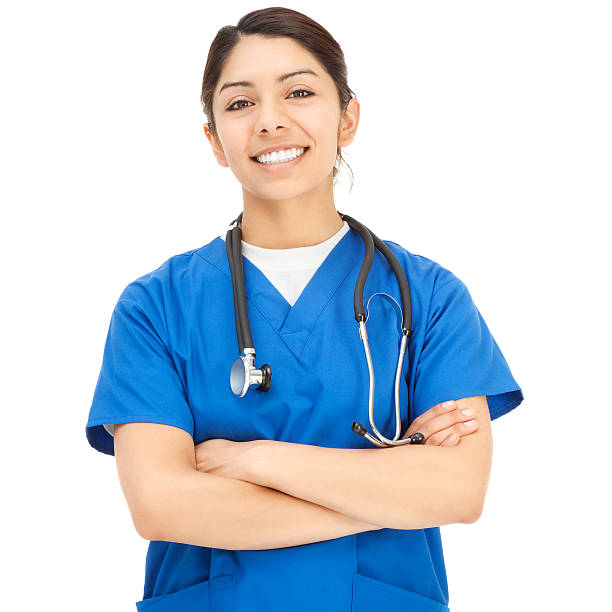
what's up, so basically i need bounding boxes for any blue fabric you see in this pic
[86,229,524,611]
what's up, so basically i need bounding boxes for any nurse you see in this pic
[86,7,524,612]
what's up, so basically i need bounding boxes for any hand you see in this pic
[194,438,260,480]
[401,400,478,446]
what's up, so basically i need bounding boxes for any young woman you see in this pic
[86,7,524,611]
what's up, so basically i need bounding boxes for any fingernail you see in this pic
[442,401,456,408]
[464,419,477,427]
[461,408,475,416]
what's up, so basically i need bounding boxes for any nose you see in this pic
[256,121,287,136]
[254,100,291,135]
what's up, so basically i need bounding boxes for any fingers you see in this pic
[440,433,459,446]
[426,417,479,446]
[401,400,457,440]
[406,400,457,434]
[403,400,479,444]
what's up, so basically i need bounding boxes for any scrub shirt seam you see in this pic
[294,255,364,361]
[87,414,194,427]
[195,250,363,362]
[410,279,439,424]
[193,252,286,345]
[421,528,447,603]
[116,297,192,413]
[118,298,169,346]
[489,391,523,420]
[422,276,463,340]
[431,278,458,301]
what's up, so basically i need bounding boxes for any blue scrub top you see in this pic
[86,228,524,612]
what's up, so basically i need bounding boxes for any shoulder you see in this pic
[381,238,463,297]
[117,237,219,314]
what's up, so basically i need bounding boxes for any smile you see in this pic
[250,147,309,170]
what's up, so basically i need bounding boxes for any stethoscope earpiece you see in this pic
[353,421,424,446]
[409,432,425,444]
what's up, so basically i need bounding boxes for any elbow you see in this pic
[132,505,162,541]
[458,466,490,524]
[461,493,485,524]
[135,516,160,541]
[130,490,168,541]
[131,470,194,542]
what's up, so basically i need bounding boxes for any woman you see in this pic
[85,7,524,611]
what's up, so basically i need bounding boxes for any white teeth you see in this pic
[256,147,305,164]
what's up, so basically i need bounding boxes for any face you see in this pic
[205,34,359,201]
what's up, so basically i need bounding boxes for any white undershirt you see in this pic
[103,221,350,437]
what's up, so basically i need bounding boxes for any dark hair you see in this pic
[200,7,356,190]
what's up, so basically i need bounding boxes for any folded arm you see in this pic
[245,396,493,530]
[113,422,383,551]
[113,397,491,549]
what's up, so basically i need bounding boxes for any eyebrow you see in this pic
[218,69,319,95]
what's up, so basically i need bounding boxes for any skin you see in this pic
[204,33,358,249]
[195,397,482,480]
[198,34,480,477]
[193,395,491,529]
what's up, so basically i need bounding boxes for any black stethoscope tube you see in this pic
[226,217,254,353]
[340,213,412,334]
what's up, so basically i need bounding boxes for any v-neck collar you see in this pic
[198,227,363,360]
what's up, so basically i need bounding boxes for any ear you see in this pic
[203,123,229,167]
[337,98,360,148]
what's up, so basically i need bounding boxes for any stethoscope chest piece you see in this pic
[230,352,272,397]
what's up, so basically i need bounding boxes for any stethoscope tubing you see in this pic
[341,213,412,334]
[225,211,424,447]
[226,217,253,352]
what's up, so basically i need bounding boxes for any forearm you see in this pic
[249,441,473,530]
[148,468,383,550]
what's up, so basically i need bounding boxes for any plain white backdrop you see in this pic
[1,1,610,610]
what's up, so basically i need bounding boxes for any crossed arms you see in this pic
[113,396,492,550]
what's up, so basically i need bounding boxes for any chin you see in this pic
[242,175,312,199]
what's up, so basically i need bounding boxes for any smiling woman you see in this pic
[85,6,524,612]
[198,30,360,251]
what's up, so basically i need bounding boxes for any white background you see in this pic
[2,1,610,610]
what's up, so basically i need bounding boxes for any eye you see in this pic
[226,99,253,112]
[226,89,314,112]
[289,88,314,99]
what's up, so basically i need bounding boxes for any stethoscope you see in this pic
[225,211,425,448]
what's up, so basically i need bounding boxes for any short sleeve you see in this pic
[412,273,524,421]
[85,297,195,456]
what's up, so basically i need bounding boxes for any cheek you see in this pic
[216,121,248,160]
[304,110,342,151]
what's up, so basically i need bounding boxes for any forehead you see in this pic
[217,35,323,96]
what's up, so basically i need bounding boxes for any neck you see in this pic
[238,182,344,249]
